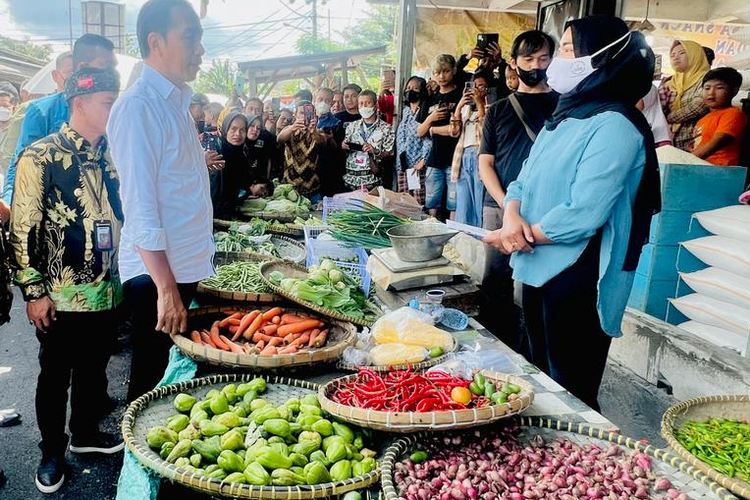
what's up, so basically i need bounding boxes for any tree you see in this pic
[194,59,239,96]
[124,34,140,58]
[341,5,397,67]
[295,33,342,55]
[0,36,52,62]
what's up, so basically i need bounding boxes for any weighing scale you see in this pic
[368,248,466,291]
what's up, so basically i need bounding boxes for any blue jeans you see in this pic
[425,166,456,211]
[455,147,485,227]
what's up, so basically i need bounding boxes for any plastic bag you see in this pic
[427,351,483,380]
[342,346,372,367]
[371,307,454,351]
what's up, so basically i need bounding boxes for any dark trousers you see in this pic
[521,233,611,412]
[36,310,116,456]
[124,275,197,402]
[480,206,528,357]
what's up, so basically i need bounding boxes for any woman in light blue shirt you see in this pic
[484,17,660,411]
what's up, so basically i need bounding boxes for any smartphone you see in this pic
[303,103,315,126]
[476,33,499,51]
[464,81,475,92]
[346,142,363,152]
[272,97,281,112]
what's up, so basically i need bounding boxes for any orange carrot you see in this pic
[284,333,301,345]
[259,345,278,356]
[219,312,242,328]
[229,324,242,341]
[252,331,275,344]
[311,330,328,348]
[267,337,284,347]
[236,310,261,338]
[261,324,278,336]
[200,331,217,348]
[278,345,298,355]
[290,334,310,348]
[256,340,266,351]
[210,322,230,351]
[307,329,321,347]
[227,318,241,326]
[262,307,283,320]
[277,320,324,337]
[280,313,306,325]
[244,313,266,339]
[190,330,203,344]
[271,316,281,324]
[222,336,245,354]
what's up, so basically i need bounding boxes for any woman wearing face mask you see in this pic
[341,90,395,191]
[484,17,660,411]
[211,112,251,219]
[658,40,710,152]
[396,76,431,205]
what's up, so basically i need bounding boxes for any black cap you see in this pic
[64,67,120,101]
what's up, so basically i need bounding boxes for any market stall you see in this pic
[115,191,748,500]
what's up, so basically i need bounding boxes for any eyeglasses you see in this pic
[476,85,487,91]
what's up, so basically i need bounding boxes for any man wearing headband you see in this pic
[10,67,124,493]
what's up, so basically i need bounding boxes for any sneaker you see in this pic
[69,432,124,455]
[35,454,65,494]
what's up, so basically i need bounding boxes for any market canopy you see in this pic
[0,47,44,88]
[371,0,537,14]
[237,46,387,99]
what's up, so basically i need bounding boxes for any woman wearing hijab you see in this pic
[484,16,660,411]
[658,40,710,151]
[211,112,250,218]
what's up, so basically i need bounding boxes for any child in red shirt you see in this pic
[693,67,747,166]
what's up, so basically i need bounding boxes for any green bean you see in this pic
[676,418,750,481]
[201,261,271,293]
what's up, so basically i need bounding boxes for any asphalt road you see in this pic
[0,286,675,500]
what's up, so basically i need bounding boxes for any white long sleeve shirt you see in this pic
[107,64,214,284]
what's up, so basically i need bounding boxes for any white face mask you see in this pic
[547,31,632,95]
[0,106,11,122]
[315,101,331,116]
[359,106,376,119]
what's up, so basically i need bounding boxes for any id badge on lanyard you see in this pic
[354,151,369,168]
[94,220,113,252]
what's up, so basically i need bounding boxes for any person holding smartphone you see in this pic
[277,100,323,202]
[417,54,463,219]
[450,71,491,228]
[341,90,395,191]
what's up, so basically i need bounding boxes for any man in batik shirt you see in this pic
[10,67,124,494]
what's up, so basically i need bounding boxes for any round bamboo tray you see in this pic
[171,305,357,370]
[318,370,533,433]
[214,234,305,265]
[337,336,459,373]
[214,218,305,238]
[661,395,750,499]
[381,417,737,500]
[122,374,380,499]
[259,261,381,328]
[198,252,282,303]
[236,210,306,223]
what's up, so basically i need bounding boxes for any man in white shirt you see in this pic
[107,0,213,402]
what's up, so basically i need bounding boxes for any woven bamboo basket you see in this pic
[380,417,737,500]
[661,394,750,499]
[237,210,306,223]
[214,234,305,265]
[122,374,380,499]
[214,218,305,238]
[198,252,283,303]
[318,370,533,433]
[337,336,459,373]
[259,261,381,328]
[171,305,357,370]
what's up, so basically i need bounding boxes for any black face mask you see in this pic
[516,67,547,88]
[405,90,421,103]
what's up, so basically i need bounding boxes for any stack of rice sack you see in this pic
[670,205,750,356]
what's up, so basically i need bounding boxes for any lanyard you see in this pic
[61,135,107,217]
[359,121,377,144]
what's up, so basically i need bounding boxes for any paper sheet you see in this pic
[406,168,421,190]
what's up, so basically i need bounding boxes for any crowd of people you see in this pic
[0,0,748,494]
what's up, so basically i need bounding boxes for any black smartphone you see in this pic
[303,103,315,126]
[477,33,499,51]
[346,142,363,152]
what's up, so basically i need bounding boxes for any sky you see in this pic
[0,0,373,62]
